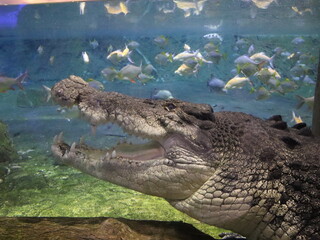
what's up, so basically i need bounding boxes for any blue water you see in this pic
[0,0,319,234]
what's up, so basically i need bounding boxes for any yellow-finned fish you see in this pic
[0,72,28,93]
[223,75,251,91]
[107,45,131,64]
[291,111,303,124]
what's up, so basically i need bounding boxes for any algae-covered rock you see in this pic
[0,121,17,163]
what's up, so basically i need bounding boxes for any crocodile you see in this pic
[50,75,320,240]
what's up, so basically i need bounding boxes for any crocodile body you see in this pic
[51,76,320,240]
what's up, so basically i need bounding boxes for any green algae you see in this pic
[0,149,228,238]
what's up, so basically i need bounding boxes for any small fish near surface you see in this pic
[0,72,28,93]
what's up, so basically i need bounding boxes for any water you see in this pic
[0,0,319,238]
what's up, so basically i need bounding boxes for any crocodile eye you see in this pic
[164,103,176,111]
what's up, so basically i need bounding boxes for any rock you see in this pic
[0,217,217,240]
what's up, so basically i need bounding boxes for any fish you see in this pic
[42,85,52,102]
[104,1,129,15]
[173,0,207,17]
[0,72,28,93]
[255,86,271,100]
[290,63,313,78]
[37,45,44,55]
[153,35,168,48]
[206,50,223,64]
[203,33,223,42]
[127,41,140,50]
[87,79,104,91]
[207,75,225,92]
[203,42,217,53]
[82,51,90,63]
[117,64,142,83]
[251,0,277,9]
[204,20,223,31]
[137,73,154,83]
[101,67,118,81]
[248,44,255,55]
[107,45,131,65]
[223,75,251,91]
[255,67,281,85]
[79,2,85,15]
[154,52,173,65]
[184,43,191,51]
[277,79,298,94]
[250,52,275,68]
[49,56,55,65]
[89,39,99,49]
[291,111,303,124]
[291,6,313,16]
[143,64,157,76]
[296,95,314,110]
[302,75,315,85]
[174,62,199,76]
[291,37,305,45]
[235,55,259,65]
[173,50,199,61]
[151,89,174,100]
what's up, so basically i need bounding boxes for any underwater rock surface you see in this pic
[0,217,218,240]
[0,121,17,163]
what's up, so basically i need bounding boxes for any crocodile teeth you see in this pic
[105,152,111,161]
[70,142,76,152]
[111,150,116,158]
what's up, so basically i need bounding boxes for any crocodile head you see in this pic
[51,76,320,240]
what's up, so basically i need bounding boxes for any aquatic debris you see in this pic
[104,1,129,15]
[82,51,90,63]
[151,89,174,100]
[291,6,313,16]
[173,0,207,17]
[296,95,314,110]
[203,33,223,42]
[0,72,28,93]
[291,111,303,124]
[153,35,168,48]
[207,75,225,92]
[79,2,85,15]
